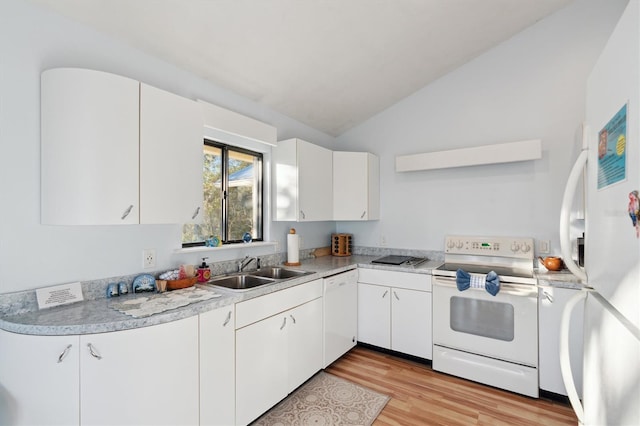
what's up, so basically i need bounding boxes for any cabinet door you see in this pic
[297,140,333,221]
[0,330,79,426]
[333,152,379,220]
[140,83,204,224]
[391,288,432,359]
[80,317,199,426]
[200,306,235,426]
[539,286,584,396]
[357,283,390,348]
[287,297,323,393]
[236,314,288,426]
[41,68,139,225]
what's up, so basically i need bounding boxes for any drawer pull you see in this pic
[223,311,232,327]
[87,343,102,360]
[57,344,72,363]
[280,317,287,330]
[382,290,388,299]
[191,206,200,220]
[121,204,134,220]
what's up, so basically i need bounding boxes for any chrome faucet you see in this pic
[238,256,259,272]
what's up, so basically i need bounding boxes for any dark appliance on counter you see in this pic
[371,255,427,266]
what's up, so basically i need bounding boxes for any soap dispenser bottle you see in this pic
[197,257,211,283]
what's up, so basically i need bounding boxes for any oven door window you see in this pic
[450,296,514,341]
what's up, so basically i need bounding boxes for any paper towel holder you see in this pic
[284,228,302,266]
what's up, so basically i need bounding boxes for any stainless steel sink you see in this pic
[207,274,276,291]
[206,267,313,291]
[251,267,313,280]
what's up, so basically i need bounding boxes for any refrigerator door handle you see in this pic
[560,143,588,282]
[560,290,587,425]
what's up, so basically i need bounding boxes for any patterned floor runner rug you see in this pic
[252,371,390,426]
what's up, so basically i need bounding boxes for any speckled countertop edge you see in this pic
[2,253,589,336]
[535,269,586,290]
[0,255,441,336]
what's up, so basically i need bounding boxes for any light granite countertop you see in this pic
[0,255,442,336]
[535,268,586,290]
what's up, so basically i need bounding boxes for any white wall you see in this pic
[335,0,628,254]
[0,0,336,293]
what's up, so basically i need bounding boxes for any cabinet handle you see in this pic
[280,317,287,330]
[382,290,388,299]
[290,314,296,324]
[543,290,554,303]
[223,310,232,327]
[393,290,400,301]
[121,205,134,220]
[360,210,366,219]
[191,206,200,220]
[57,344,73,363]
[300,210,306,219]
[87,343,102,360]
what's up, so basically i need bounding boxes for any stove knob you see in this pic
[455,241,464,249]
[447,240,455,249]
[521,243,531,253]
[511,242,521,252]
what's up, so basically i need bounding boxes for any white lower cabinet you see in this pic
[286,298,323,393]
[358,269,432,359]
[0,331,79,426]
[538,285,584,397]
[235,280,323,425]
[80,316,199,426]
[200,306,236,426]
[0,317,199,426]
[391,287,432,358]
[357,282,391,349]
[236,311,289,426]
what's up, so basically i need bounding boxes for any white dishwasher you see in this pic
[323,269,358,368]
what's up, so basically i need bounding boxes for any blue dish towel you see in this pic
[455,269,500,296]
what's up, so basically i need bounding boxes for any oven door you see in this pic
[433,276,538,367]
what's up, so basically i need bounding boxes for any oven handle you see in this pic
[433,276,538,297]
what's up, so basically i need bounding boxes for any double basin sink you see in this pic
[206,267,313,291]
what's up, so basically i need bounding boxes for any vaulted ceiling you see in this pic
[31,0,573,136]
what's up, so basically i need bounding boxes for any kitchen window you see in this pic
[182,140,263,246]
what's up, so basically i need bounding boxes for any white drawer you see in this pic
[358,268,431,292]
[235,279,322,329]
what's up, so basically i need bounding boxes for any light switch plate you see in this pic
[537,240,550,254]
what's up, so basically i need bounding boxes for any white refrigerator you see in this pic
[560,1,640,424]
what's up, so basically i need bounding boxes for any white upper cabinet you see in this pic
[333,151,379,221]
[140,84,203,224]
[41,69,204,225]
[272,138,333,221]
[41,68,140,225]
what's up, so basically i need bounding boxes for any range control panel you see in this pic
[444,235,535,259]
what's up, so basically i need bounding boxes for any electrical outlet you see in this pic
[538,240,550,254]
[143,249,156,268]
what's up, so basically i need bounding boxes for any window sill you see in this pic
[174,241,278,254]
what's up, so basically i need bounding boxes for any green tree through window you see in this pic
[182,140,263,245]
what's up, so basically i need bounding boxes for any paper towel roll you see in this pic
[287,233,299,264]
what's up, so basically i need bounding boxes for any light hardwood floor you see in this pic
[325,346,578,426]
